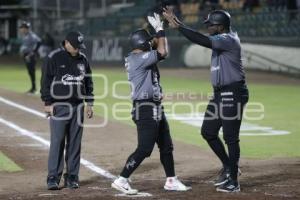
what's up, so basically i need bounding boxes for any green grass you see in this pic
[0,151,23,172]
[0,65,299,158]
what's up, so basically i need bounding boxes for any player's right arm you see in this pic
[178,26,212,49]
[162,7,212,48]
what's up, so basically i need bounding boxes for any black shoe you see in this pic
[214,167,230,186]
[216,178,240,193]
[64,174,79,189]
[47,176,59,190]
[214,167,242,187]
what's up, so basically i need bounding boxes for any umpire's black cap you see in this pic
[204,10,231,28]
[65,31,86,49]
[19,21,31,29]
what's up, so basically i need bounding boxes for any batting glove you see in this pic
[147,13,164,33]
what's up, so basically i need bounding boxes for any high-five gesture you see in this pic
[147,12,164,33]
[163,7,181,28]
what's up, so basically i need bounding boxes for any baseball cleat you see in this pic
[214,167,230,186]
[216,178,240,193]
[214,167,242,187]
[164,176,192,191]
[111,176,138,195]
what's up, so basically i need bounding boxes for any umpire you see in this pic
[163,9,249,192]
[19,21,41,94]
[40,31,94,190]
[111,13,190,195]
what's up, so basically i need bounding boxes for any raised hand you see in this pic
[147,12,164,33]
[162,7,181,28]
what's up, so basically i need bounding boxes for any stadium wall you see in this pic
[84,36,300,76]
[82,37,187,67]
[183,43,300,75]
[2,36,300,76]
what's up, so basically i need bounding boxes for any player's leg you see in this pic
[217,88,248,192]
[201,97,231,187]
[120,119,158,177]
[112,103,159,194]
[157,111,191,191]
[30,56,36,91]
[156,111,174,178]
[25,55,36,92]
[201,98,229,167]
[47,105,69,190]
[65,104,83,189]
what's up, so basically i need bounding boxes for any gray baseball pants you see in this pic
[47,103,84,180]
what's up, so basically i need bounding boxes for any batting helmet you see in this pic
[19,21,31,29]
[204,10,231,28]
[129,29,153,51]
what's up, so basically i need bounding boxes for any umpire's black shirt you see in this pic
[40,45,94,106]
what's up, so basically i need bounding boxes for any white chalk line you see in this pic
[166,113,290,136]
[0,96,152,197]
[0,117,116,180]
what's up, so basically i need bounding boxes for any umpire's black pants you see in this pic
[48,103,84,181]
[120,100,175,178]
[201,81,249,181]
[24,54,36,90]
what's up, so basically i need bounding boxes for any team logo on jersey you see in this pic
[211,66,220,72]
[78,35,84,43]
[61,74,84,85]
[77,63,85,74]
[142,52,150,59]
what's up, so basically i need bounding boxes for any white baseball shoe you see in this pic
[111,176,138,195]
[164,176,192,191]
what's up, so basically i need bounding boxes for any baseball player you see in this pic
[40,31,94,190]
[19,21,41,94]
[111,13,191,195]
[163,9,249,192]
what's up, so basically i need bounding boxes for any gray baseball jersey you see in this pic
[125,50,162,101]
[20,31,41,56]
[209,31,245,87]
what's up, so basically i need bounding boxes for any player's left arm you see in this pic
[178,26,212,48]
[84,61,94,104]
[84,61,94,118]
[147,12,168,61]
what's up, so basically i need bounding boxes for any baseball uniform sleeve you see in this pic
[178,25,212,48]
[40,56,55,106]
[139,50,159,69]
[84,61,94,106]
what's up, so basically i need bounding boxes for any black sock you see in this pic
[160,152,175,177]
[207,137,230,167]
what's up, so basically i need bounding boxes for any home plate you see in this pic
[115,192,152,197]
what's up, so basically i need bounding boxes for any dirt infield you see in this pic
[0,88,299,200]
